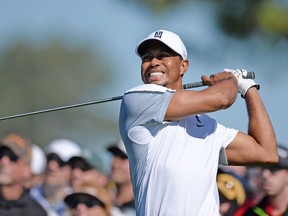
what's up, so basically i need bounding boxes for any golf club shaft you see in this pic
[0,71,255,121]
[0,96,124,121]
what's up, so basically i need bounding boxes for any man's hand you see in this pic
[224,68,260,98]
[201,71,237,87]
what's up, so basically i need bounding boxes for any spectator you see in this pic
[243,144,288,216]
[25,144,47,189]
[0,133,47,216]
[69,148,109,191]
[217,171,246,216]
[64,182,112,216]
[107,140,135,216]
[30,138,82,216]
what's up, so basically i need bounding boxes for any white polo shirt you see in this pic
[119,84,238,216]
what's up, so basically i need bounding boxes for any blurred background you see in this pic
[0,0,287,172]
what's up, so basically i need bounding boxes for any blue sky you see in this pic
[1,0,287,148]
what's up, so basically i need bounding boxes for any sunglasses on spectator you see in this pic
[67,198,105,209]
[0,147,19,162]
[68,157,92,171]
[46,153,67,167]
[263,165,283,173]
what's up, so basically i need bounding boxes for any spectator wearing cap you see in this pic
[25,144,47,189]
[69,148,109,191]
[30,138,82,216]
[0,133,47,216]
[217,171,247,216]
[243,144,288,216]
[64,182,112,216]
[107,140,135,216]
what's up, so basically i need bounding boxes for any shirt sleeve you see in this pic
[218,124,238,165]
[121,84,175,129]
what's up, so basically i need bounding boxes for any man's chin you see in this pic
[146,80,166,86]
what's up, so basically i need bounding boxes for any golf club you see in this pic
[0,71,255,121]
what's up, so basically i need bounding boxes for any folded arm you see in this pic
[165,72,238,121]
[226,87,278,165]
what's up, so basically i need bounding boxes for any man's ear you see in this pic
[180,59,189,77]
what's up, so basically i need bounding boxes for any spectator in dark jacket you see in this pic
[243,144,288,216]
[0,133,47,216]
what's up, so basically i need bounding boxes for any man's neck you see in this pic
[267,188,288,215]
[0,184,23,200]
[43,183,71,204]
[166,82,182,90]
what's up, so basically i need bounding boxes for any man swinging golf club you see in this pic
[119,29,278,215]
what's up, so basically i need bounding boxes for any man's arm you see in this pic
[165,72,238,121]
[225,87,278,165]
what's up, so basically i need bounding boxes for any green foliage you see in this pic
[214,0,288,38]
[0,40,118,147]
[256,2,288,37]
[135,0,288,39]
[216,0,260,37]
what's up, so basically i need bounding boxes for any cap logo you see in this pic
[154,31,163,39]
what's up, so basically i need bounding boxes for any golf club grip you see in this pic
[182,71,255,89]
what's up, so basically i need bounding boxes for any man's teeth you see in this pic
[150,72,162,77]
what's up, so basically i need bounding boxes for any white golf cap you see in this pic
[31,144,46,175]
[136,30,188,60]
[44,138,82,162]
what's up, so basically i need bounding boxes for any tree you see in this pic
[0,39,119,150]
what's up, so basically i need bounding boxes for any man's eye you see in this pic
[141,53,172,62]
[158,52,173,59]
[141,56,152,62]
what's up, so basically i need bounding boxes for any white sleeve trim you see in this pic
[126,84,175,94]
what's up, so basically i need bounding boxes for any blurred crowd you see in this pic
[217,144,288,216]
[0,132,287,216]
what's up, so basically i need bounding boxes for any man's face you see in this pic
[140,41,188,90]
[69,157,108,189]
[0,147,30,185]
[69,201,107,216]
[261,166,288,196]
[71,168,107,190]
[111,155,130,185]
[44,153,71,186]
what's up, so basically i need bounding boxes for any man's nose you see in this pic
[150,57,160,67]
[0,155,12,164]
